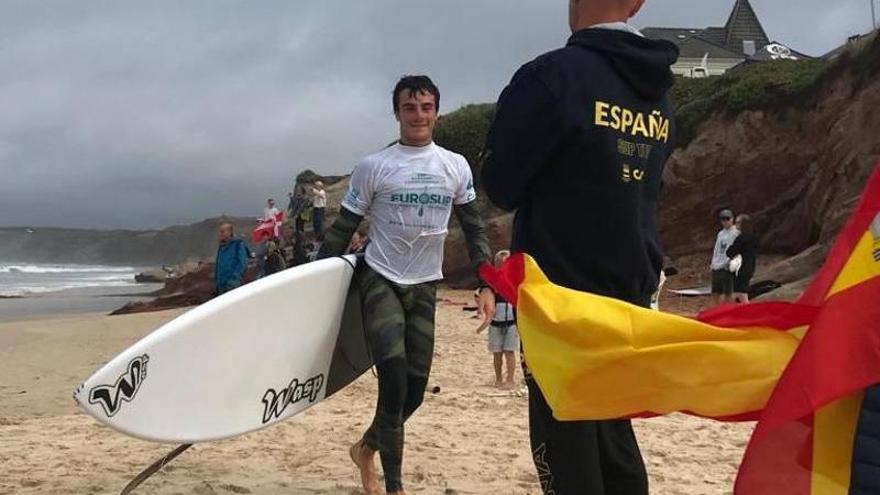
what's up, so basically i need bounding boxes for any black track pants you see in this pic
[526,369,648,495]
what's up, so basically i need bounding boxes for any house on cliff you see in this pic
[642,0,811,78]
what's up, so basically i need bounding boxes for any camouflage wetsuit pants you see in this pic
[358,263,437,493]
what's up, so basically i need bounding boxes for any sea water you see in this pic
[0,263,141,297]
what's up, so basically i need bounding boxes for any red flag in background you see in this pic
[252,212,284,243]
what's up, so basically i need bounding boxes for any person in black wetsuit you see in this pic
[727,213,758,303]
[481,0,679,493]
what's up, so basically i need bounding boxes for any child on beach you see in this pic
[477,250,518,389]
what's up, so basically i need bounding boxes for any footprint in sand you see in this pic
[218,483,252,494]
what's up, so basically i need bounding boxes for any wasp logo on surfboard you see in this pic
[261,374,325,424]
[87,354,150,417]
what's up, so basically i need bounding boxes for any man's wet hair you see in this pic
[392,75,440,113]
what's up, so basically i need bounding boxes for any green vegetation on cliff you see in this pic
[433,103,496,167]
[671,34,879,147]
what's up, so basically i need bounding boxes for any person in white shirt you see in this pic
[317,75,494,495]
[311,181,327,237]
[262,198,281,239]
[710,208,740,305]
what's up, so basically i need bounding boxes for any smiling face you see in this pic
[394,89,438,147]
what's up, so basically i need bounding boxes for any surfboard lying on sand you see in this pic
[73,255,371,444]
[668,285,712,297]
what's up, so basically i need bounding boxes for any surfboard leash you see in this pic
[120,443,192,494]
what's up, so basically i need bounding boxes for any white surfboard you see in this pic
[73,255,372,444]
[667,285,712,297]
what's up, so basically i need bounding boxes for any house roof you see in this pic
[641,27,705,45]
[676,36,748,60]
[701,27,729,47]
[643,0,786,60]
[723,0,770,52]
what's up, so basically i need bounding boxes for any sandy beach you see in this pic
[0,290,752,494]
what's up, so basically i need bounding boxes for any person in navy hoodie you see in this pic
[482,0,679,493]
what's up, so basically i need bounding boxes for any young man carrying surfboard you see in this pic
[318,75,495,495]
[481,0,678,493]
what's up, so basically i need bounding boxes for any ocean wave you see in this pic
[0,280,143,297]
[0,264,137,274]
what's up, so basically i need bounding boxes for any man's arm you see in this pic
[454,200,495,326]
[317,207,363,259]
[453,201,492,278]
[482,69,563,211]
[726,236,743,259]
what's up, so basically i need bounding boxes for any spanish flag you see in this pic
[480,164,880,494]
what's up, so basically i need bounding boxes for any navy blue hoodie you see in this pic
[482,28,678,307]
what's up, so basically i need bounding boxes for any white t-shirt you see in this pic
[711,227,740,270]
[263,206,280,221]
[342,142,477,285]
[312,189,327,208]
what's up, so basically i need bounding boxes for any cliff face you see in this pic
[0,217,256,265]
[659,69,880,258]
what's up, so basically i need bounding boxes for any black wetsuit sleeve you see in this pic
[453,201,492,280]
[482,69,563,211]
[726,236,744,258]
[317,207,363,259]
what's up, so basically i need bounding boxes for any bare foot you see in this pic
[494,380,503,389]
[502,381,516,390]
[349,439,380,495]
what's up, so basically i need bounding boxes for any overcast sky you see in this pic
[1,0,874,229]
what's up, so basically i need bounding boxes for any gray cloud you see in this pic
[0,0,872,228]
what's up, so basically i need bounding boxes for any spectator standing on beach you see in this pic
[477,250,519,389]
[312,181,327,237]
[727,213,757,303]
[710,208,739,305]
[263,198,281,238]
[289,182,312,234]
[214,223,249,295]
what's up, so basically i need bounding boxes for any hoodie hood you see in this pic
[567,28,679,101]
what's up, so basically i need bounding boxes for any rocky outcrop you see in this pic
[659,70,880,258]
[135,269,167,284]
[111,260,257,315]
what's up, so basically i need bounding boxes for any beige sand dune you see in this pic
[0,291,751,494]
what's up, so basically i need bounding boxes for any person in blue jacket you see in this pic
[214,222,249,295]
